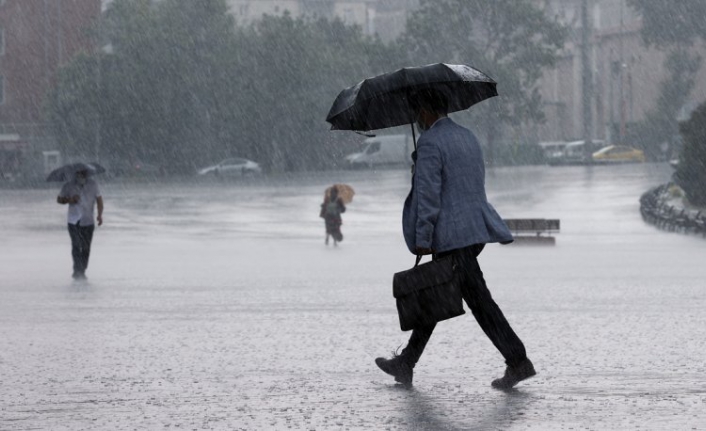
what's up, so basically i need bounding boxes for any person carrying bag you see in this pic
[375,89,536,390]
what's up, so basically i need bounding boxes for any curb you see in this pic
[640,183,706,236]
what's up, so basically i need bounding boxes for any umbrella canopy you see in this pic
[326,63,498,132]
[325,184,355,204]
[46,162,106,182]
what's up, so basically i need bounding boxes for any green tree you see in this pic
[48,0,243,172]
[99,0,162,165]
[630,50,701,160]
[110,0,240,171]
[232,13,399,171]
[47,53,103,159]
[47,0,398,173]
[628,0,706,160]
[628,0,706,48]
[677,102,706,206]
[399,0,567,163]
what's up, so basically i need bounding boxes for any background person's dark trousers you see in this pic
[400,244,528,368]
[68,222,94,277]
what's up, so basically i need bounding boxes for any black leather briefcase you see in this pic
[392,255,465,331]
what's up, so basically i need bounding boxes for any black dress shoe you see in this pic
[375,356,413,386]
[491,358,536,389]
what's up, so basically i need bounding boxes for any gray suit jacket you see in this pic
[402,118,513,253]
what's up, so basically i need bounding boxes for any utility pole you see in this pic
[42,0,50,90]
[609,54,616,145]
[95,2,103,162]
[618,3,627,144]
[57,0,63,66]
[581,0,593,158]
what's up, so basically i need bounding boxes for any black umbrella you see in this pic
[326,63,498,133]
[46,162,106,182]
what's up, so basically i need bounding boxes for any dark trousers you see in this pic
[401,244,528,368]
[68,222,94,274]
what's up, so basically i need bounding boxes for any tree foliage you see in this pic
[234,14,399,171]
[47,0,398,173]
[48,53,103,158]
[628,0,706,160]
[46,0,565,172]
[627,49,702,160]
[677,102,706,206]
[398,0,567,160]
[628,0,706,49]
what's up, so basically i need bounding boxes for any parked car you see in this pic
[197,158,262,176]
[344,134,414,169]
[539,141,568,161]
[547,140,604,166]
[592,145,646,163]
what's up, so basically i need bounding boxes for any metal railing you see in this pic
[640,183,706,236]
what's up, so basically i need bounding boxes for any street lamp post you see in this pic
[94,3,103,162]
[581,0,594,157]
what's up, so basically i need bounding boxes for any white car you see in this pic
[198,158,262,176]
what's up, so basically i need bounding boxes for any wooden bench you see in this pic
[503,219,560,245]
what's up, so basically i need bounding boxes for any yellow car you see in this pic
[592,145,646,163]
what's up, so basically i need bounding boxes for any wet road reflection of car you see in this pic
[197,158,262,177]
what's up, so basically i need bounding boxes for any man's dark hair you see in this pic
[409,88,449,115]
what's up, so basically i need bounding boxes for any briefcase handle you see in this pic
[414,254,457,270]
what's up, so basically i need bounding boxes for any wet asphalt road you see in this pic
[1,163,705,430]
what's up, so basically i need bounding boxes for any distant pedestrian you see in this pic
[320,186,346,246]
[375,89,535,389]
[57,169,103,280]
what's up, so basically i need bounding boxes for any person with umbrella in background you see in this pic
[327,64,535,389]
[320,184,353,246]
[52,163,104,280]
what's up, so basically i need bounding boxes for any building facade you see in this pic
[0,0,100,179]
[537,0,706,149]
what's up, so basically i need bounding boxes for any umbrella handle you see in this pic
[409,123,418,174]
[410,122,417,152]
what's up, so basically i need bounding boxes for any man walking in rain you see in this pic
[375,89,535,389]
[57,169,103,280]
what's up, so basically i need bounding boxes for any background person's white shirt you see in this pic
[59,178,101,226]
